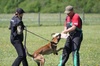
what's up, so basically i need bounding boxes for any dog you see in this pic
[27,33,63,66]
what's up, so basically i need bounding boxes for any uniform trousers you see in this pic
[58,31,83,66]
[11,40,28,66]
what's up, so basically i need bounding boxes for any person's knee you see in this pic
[73,50,79,56]
[18,54,26,59]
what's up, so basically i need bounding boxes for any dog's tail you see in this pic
[25,48,33,58]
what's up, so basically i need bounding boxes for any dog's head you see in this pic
[51,33,61,44]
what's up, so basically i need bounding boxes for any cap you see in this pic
[64,5,73,14]
[16,8,25,14]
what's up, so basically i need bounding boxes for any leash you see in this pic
[24,28,50,42]
[24,27,51,55]
[24,27,27,55]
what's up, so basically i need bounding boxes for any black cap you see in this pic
[16,8,25,14]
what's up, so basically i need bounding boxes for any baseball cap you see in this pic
[16,8,25,14]
[64,5,73,14]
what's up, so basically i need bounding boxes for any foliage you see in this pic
[0,0,100,13]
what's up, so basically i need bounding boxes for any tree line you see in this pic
[0,0,100,13]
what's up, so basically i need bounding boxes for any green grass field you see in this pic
[0,25,100,66]
[0,13,100,66]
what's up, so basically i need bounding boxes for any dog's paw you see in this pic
[54,52,58,55]
[55,53,58,55]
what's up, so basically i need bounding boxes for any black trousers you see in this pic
[58,32,83,66]
[11,40,28,66]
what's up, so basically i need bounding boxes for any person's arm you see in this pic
[62,20,67,33]
[62,14,80,34]
[62,25,76,34]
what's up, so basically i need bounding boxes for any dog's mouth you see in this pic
[51,41,57,44]
[57,37,61,43]
[52,36,61,44]
[52,33,61,38]
[51,33,61,44]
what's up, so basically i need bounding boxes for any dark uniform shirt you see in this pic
[9,16,25,42]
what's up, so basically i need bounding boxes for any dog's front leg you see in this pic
[52,47,58,55]
[53,50,58,55]
[56,47,64,52]
[53,47,63,55]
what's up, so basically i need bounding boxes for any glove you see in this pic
[17,25,23,35]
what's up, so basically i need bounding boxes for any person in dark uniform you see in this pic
[9,8,28,66]
[58,5,83,66]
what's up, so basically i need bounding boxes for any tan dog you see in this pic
[27,33,63,66]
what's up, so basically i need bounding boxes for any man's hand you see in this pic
[61,30,68,34]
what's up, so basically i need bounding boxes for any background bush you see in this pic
[0,0,100,13]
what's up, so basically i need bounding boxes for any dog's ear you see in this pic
[51,33,55,36]
[52,33,60,38]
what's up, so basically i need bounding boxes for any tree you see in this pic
[0,0,100,13]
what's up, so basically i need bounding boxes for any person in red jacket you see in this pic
[58,5,83,66]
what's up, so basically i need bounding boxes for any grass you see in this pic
[0,13,100,66]
[0,25,100,66]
